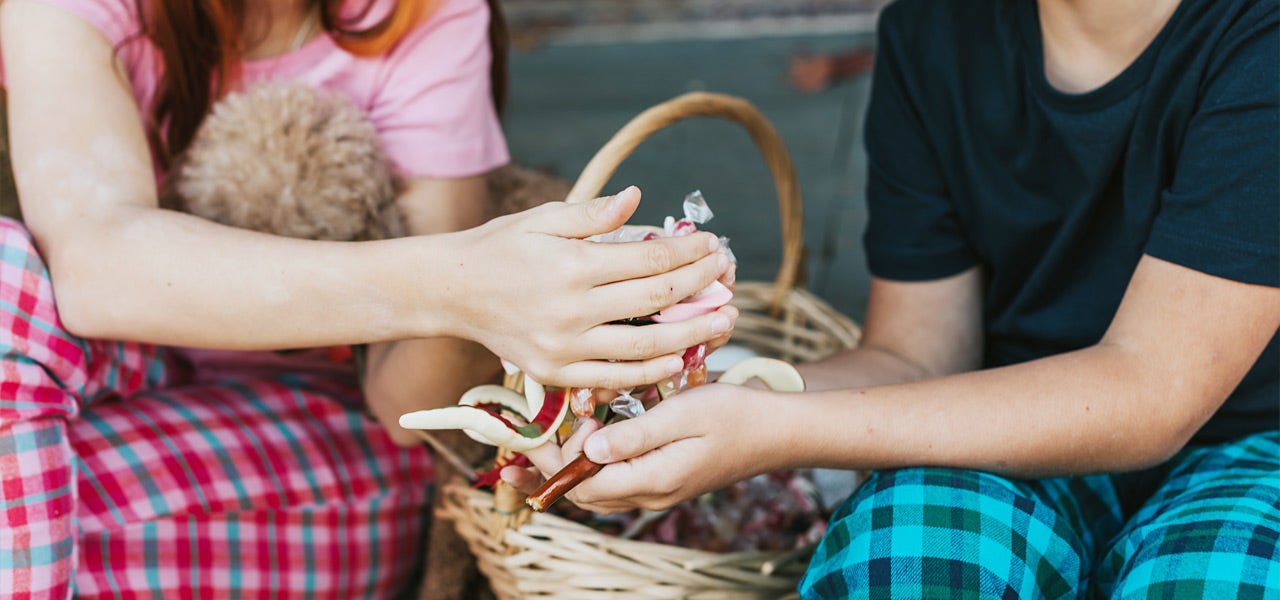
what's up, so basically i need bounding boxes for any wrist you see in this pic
[741,387,807,473]
[761,389,855,471]
[371,233,465,340]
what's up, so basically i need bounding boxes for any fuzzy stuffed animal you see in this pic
[164,81,570,600]
[162,81,570,239]
[161,82,406,240]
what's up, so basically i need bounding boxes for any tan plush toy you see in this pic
[163,81,570,239]
[161,82,406,240]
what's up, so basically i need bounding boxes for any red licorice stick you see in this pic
[526,454,602,512]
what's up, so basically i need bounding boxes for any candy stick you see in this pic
[526,454,603,512]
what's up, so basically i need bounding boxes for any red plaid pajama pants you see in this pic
[0,218,436,598]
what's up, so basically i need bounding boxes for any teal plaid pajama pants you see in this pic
[800,431,1279,599]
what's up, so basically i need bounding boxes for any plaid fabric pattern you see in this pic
[0,218,436,598]
[800,431,1279,599]
[1095,432,1280,599]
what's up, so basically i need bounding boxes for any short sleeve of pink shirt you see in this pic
[2,0,509,179]
[360,0,509,178]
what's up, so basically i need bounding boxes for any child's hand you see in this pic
[502,384,782,514]
[449,186,737,390]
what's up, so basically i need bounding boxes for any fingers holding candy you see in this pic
[452,187,732,389]
[400,191,760,511]
[524,356,802,512]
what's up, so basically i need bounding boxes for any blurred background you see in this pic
[501,0,886,321]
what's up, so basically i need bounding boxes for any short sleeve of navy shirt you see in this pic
[862,0,1278,444]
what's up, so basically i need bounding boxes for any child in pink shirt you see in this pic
[0,0,734,597]
[0,0,506,596]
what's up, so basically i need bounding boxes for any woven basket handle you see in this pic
[564,92,803,312]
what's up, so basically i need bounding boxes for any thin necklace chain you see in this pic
[289,7,320,52]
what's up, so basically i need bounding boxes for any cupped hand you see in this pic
[448,186,737,390]
[501,383,781,514]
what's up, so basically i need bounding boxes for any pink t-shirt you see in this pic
[1,0,510,376]
[3,0,509,179]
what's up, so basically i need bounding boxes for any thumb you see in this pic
[530,186,641,239]
[583,407,684,464]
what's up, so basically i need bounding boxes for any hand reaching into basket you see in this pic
[451,186,737,389]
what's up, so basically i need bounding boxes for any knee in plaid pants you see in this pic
[799,431,1280,599]
[0,218,437,599]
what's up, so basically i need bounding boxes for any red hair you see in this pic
[138,0,432,167]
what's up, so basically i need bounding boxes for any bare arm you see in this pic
[0,1,735,388]
[798,268,984,391]
[790,255,1279,477]
[526,256,1277,512]
[2,2,454,348]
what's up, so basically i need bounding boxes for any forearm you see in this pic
[364,336,503,446]
[796,270,986,392]
[783,344,1208,478]
[785,257,1278,480]
[38,205,461,349]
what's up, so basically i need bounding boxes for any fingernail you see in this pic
[606,192,623,207]
[717,253,730,272]
[707,234,720,252]
[666,356,684,374]
[585,436,611,462]
[711,314,730,334]
[725,268,736,285]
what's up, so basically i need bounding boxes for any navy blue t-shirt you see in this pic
[862,0,1278,444]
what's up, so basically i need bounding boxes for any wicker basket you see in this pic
[438,92,862,599]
